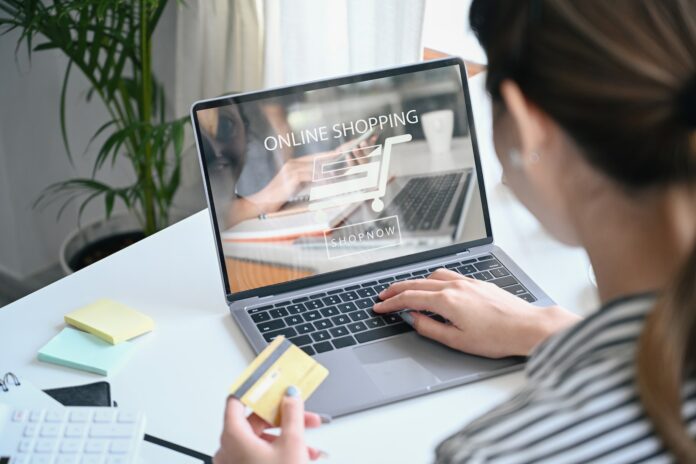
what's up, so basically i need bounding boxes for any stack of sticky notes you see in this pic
[230,335,329,426]
[37,300,154,376]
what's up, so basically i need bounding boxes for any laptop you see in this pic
[191,57,554,418]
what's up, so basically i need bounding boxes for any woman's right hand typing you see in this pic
[373,269,581,358]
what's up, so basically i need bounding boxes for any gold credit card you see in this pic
[229,336,329,426]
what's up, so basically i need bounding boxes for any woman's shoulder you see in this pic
[434,293,696,463]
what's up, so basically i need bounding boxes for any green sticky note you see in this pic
[38,327,136,376]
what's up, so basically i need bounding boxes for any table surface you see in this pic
[0,74,599,464]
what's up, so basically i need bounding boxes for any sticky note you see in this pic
[64,299,154,345]
[38,327,136,376]
[229,336,329,426]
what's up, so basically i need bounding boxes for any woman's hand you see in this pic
[214,387,327,464]
[373,269,581,358]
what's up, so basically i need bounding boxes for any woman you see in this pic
[214,0,696,462]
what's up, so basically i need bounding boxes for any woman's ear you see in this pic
[499,80,545,163]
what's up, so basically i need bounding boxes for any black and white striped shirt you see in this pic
[435,294,696,463]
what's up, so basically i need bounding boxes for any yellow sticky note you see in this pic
[230,336,329,426]
[64,299,154,345]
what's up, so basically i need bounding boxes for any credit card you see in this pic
[229,336,329,426]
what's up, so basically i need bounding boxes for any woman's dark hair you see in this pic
[470,0,696,460]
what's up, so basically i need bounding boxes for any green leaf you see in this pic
[105,190,115,218]
[59,59,74,165]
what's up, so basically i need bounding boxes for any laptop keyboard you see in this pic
[247,255,537,356]
[380,172,464,231]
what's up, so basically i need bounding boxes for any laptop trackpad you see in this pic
[352,332,485,397]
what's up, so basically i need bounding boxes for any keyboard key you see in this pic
[361,280,378,287]
[309,293,326,299]
[354,323,412,343]
[65,424,86,437]
[355,298,374,309]
[311,331,331,342]
[250,312,270,323]
[350,310,370,322]
[249,304,273,314]
[263,327,297,342]
[320,306,339,318]
[292,296,309,303]
[84,439,108,453]
[89,424,132,438]
[304,300,324,310]
[40,424,61,437]
[412,269,428,276]
[474,259,501,271]
[356,287,376,298]
[322,295,341,306]
[456,265,477,275]
[378,277,395,283]
[383,314,402,324]
[348,322,368,333]
[477,255,493,260]
[314,342,333,353]
[395,273,411,280]
[461,258,478,264]
[331,315,350,326]
[296,323,315,334]
[269,308,288,318]
[445,263,459,269]
[365,318,386,329]
[303,311,322,322]
[284,315,304,326]
[24,424,39,437]
[345,285,360,291]
[329,326,349,337]
[289,335,313,346]
[257,319,285,333]
[517,293,536,302]
[504,284,528,296]
[332,335,357,349]
[490,267,511,278]
[490,276,518,288]
[340,291,359,302]
[29,410,44,422]
[327,289,343,295]
[373,283,389,293]
[338,302,358,313]
[472,271,493,281]
[13,409,29,422]
[286,304,305,314]
[301,345,316,356]
[314,319,333,330]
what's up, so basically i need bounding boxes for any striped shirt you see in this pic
[435,294,696,463]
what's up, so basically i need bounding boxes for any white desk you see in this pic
[0,74,599,463]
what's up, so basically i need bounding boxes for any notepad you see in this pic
[64,299,154,345]
[37,327,136,376]
[229,336,329,426]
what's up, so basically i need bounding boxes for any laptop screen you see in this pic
[194,60,490,297]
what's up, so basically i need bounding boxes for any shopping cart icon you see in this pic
[308,134,412,213]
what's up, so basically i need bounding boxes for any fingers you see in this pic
[260,434,324,461]
[373,289,440,314]
[248,411,322,436]
[378,278,448,300]
[428,268,466,281]
[280,386,305,441]
[409,312,463,349]
[223,396,252,435]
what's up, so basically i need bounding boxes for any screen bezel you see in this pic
[191,57,494,303]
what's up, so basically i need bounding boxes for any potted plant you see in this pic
[0,0,189,272]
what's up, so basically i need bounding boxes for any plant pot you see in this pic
[59,214,145,274]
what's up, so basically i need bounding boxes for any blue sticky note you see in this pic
[38,327,136,376]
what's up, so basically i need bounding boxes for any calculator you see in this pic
[0,404,146,464]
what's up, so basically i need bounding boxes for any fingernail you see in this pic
[286,385,300,397]
[319,413,332,424]
[400,311,414,326]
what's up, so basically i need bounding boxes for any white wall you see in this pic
[0,4,184,281]
[422,0,485,64]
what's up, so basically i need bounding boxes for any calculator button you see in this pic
[29,410,44,422]
[116,412,137,423]
[40,424,62,437]
[30,456,54,464]
[69,410,91,423]
[81,456,105,464]
[89,425,132,438]
[45,411,67,423]
[93,410,116,423]
[35,438,58,453]
[60,439,81,453]
[65,424,86,437]
[18,439,33,452]
[13,409,29,422]
[109,440,131,454]
[84,439,108,453]
[24,424,39,437]
[106,457,129,464]
[56,457,80,464]
[12,455,30,464]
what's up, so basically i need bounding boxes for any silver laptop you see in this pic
[191,58,553,418]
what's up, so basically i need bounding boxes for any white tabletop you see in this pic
[0,74,599,463]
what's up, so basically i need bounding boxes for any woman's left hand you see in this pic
[214,388,327,464]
